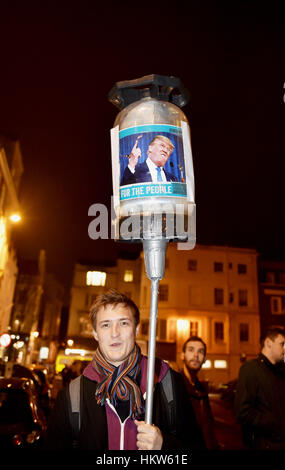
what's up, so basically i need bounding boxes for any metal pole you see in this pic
[145,278,159,424]
[143,239,168,425]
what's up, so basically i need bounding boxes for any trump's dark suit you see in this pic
[121,161,177,186]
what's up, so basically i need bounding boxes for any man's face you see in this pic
[268,334,285,364]
[93,303,139,367]
[182,340,206,371]
[148,139,173,167]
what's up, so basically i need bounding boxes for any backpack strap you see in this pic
[161,369,176,433]
[68,375,82,441]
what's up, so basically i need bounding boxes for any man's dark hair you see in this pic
[260,326,285,348]
[182,336,207,355]
[90,288,140,330]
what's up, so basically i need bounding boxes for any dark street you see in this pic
[210,392,245,450]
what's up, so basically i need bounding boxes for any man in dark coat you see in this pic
[121,135,178,186]
[181,336,218,450]
[45,290,205,450]
[235,326,285,449]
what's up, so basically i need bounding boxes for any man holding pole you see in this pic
[45,289,205,450]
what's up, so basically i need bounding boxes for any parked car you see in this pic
[29,365,53,416]
[0,377,47,448]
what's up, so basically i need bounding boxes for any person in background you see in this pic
[181,336,219,450]
[235,326,285,449]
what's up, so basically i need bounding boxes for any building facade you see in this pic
[139,244,260,384]
[0,137,23,335]
[258,259,285,336]
[8,250,46,364]
[65,244,260,384]
[66,256,142,350]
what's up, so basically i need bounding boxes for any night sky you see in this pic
[0,2,284,292]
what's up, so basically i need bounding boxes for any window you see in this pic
[279,272,285,284]
[86,271,106,286]
[271,296,283,314]
[228,262,233,269]
[214,288,224,305]
[177,319,189,336]
[214,262,223,272]
[229,292,234,304]
[214,322,224,341]
[214,360,227,369]
[190,321,199,336]
[238,264,247,274]
[123,270,133,282]
[159,284,168,301]
[240,323,249,342]
[141,320,149,336]
[188,259,197,271]
[202,360,212,369]
[266,272,275,284]
[238,289,248,307]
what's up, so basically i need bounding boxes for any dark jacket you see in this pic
[45,359,205,450]
[235,354,285,449]
[121,161,177,186]
[181,371,218,450]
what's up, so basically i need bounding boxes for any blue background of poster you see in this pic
[119,125,185,185]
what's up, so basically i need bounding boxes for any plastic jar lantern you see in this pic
[109,74,195,248]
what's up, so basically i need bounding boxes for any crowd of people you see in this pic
[43,289,285,451]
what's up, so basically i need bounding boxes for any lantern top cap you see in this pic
[109,74,190,111]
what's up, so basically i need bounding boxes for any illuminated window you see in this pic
[190,321,199,336]
[177,319,189,334]
[202,360,212,369]
[86,271,106,286]
[39,347,49,360]
[214,360,227,369]
[123,270,133,282]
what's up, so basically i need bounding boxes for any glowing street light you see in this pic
[10,213,21,223]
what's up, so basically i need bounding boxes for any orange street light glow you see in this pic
[10,214,21,222]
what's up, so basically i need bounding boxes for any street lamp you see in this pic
[10,213,21,223]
